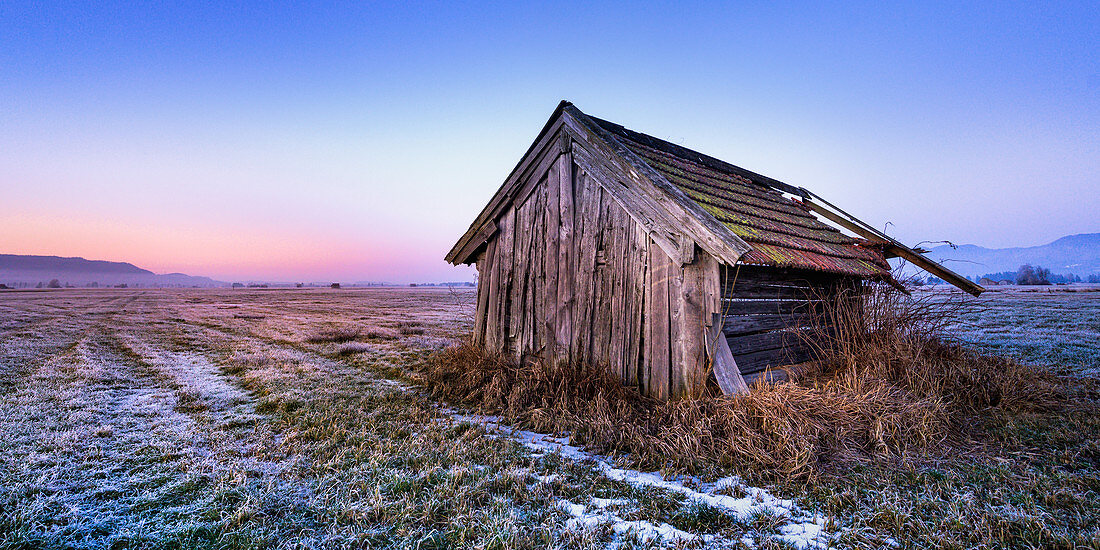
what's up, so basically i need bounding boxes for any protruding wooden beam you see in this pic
[798,197,983,297]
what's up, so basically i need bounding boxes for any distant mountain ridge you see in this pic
[0,254,225,287]
[923,233,1100,278]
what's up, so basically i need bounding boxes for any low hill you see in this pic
[0,254,225,288]
[923,233,1100,278]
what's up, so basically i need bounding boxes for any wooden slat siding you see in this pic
[722,283,823,301]
[725,330,807,356]
[723,299,824,316]
[723,314,817,336]
[733,345,814,375]
[447,114,566,264]
[647,242,672,400]
[555,150,575,358]
[621,208,641,379]
[742,368,790,387]
[542,157,561,354]
[668,253,687,396]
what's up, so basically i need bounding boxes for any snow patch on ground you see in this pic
[450,411,839,549]
[556,498,711,544]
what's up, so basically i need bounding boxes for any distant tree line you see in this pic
[971,265,1088,285]
[959,265,1100,286]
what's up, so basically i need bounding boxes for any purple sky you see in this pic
[2,2,1097,282]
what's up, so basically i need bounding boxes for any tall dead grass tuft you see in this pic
[798,282,1065,415]
[305,327,361,343]
[420,283,1077,479]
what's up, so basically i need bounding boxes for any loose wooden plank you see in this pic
[709,313,749,395]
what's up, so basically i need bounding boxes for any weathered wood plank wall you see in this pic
[720,266,855,375]
[471,134,724,399]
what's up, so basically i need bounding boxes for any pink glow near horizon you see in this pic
[1,211,475,283]
[2,4,1096,282]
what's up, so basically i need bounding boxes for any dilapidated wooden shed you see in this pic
[447,101,981,399]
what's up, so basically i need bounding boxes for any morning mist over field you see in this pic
[1,2,1097,283]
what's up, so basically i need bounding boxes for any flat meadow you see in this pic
[1,287,1098,549]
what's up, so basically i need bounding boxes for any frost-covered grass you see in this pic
[936,287,1100,374]
[1,288,802,549]
[1,288,1097,549]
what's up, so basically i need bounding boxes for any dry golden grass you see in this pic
[418,284,1085,480]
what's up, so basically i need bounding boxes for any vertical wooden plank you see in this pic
[572,171,600,362]
[607,203,627,379]
[496,208,516,354]
[667,257,687,398]
[543,158,561,356]
[677,248,711,398]
[647,242,671,400]
[482,237,501,351]
[625,222,649,387]
[473,250,490,346]
[509,198,536,359]
[555,153,575,360]
[641,236,653,395]
[591,189,614,365]
[527,184,546,355]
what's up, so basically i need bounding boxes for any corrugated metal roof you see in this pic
[596,122,891,278]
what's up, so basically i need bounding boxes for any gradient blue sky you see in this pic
[2,1,1097,282]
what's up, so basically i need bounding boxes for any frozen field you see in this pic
[1,288,1097,549]
[935,286,1100,374]
[0,288,852,549]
